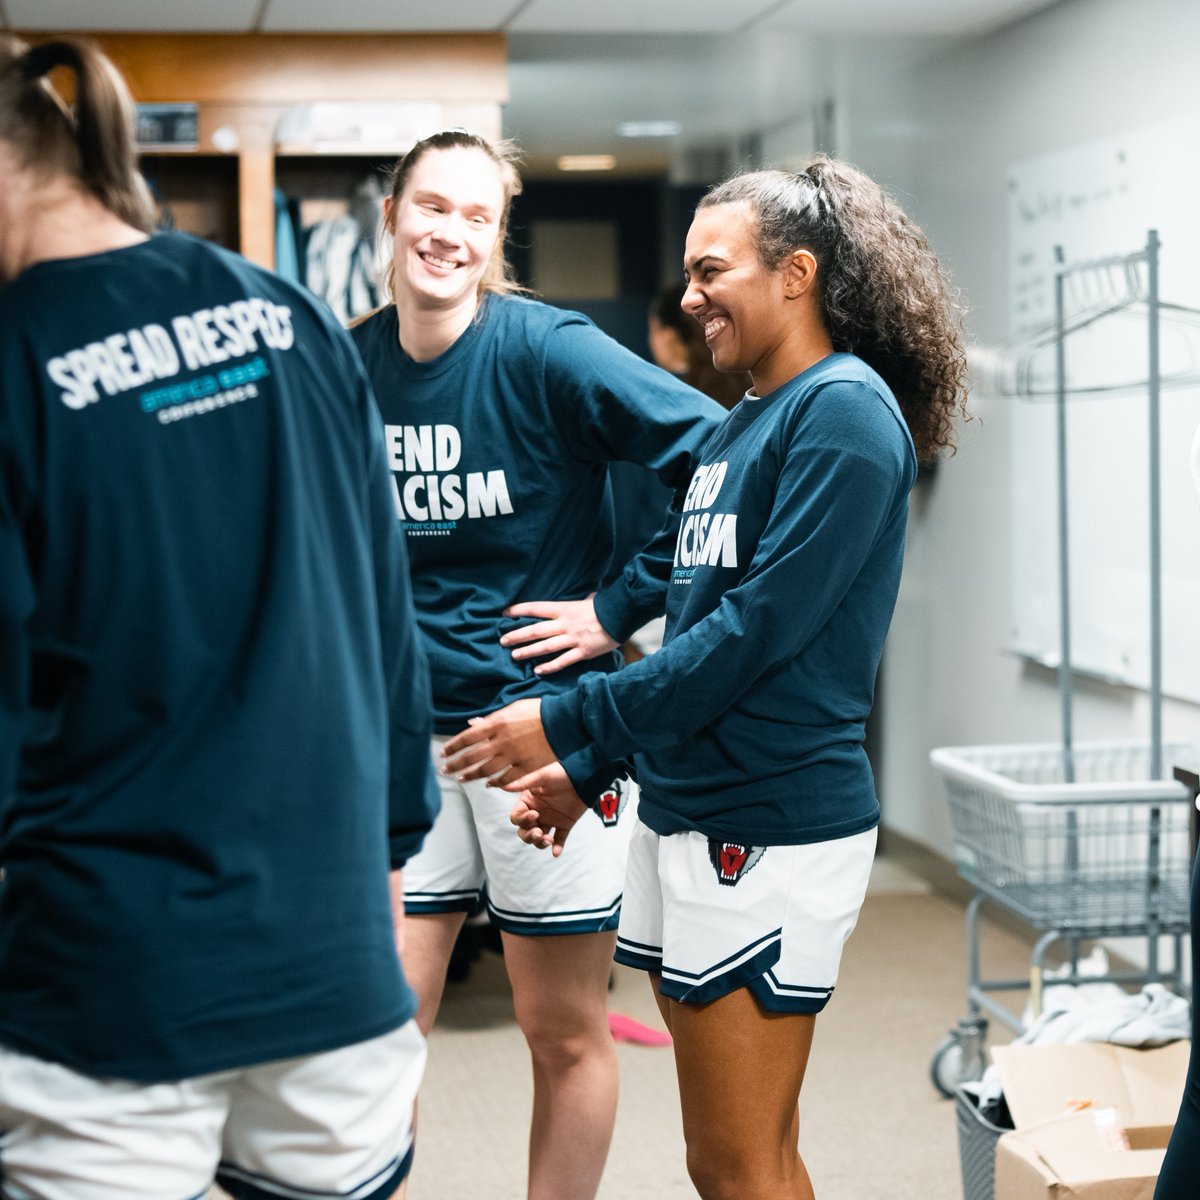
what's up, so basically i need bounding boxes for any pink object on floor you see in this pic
[607,1011,673,1047]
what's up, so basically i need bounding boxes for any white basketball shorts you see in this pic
[404,738,635,935]
[615,821,877,1012]
[0,1021,425,1200]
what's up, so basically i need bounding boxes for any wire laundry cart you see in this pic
[928,231,1199,1097]
[928,740,1192,1096]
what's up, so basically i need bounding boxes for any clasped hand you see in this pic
[442,701,588,855]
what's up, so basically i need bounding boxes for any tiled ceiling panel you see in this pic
[756,0,1061,37]
[505,30,779,172]
[4,0,1065,37]
[259,0,515,32]
[4,0,260,31]
[510,0,782,35]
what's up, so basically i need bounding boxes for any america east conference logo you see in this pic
[672,460,738,584]
[708,840,765,886]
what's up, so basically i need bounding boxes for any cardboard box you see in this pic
[992,1041,1189,1200]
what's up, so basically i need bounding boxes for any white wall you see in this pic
[833,0,1200,854]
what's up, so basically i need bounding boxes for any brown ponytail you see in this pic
[1,34,154,232]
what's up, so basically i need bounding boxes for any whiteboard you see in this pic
[1006,117,1200,703]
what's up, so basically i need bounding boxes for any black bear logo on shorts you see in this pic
[597,779,623,828]
[708,840,765,886]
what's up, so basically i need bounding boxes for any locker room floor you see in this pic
[393,853,1035,1200]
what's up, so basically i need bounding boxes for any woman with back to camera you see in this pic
[0,35,436,1200]
[349,129,724,1200]
[444,157,970,1199]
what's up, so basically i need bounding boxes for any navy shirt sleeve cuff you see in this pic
[560,745,626,809]
[593,582,654,645]
[542,689,593,765]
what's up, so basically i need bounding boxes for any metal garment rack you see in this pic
[1051,231,1175,990]
[927,232,1196,1099]
[1051,230,1164,783]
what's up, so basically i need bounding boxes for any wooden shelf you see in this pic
[140,153,239,251]
[32,32,506,268]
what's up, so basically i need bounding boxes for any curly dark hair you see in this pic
[700,157,969,463]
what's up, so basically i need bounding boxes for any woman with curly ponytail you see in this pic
[699,157,968,464]
[0,35,438,1200]
[442,158,969,1199]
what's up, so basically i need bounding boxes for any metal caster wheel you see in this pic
[930,1018,988,1098]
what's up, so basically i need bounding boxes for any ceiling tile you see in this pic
[755,0,1060,37]
[504,30,809,166]
[510,0,782,35]
[260,0,513,32]
[5,0,259,32]
[6,0,1065,38]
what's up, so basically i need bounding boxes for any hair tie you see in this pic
[21,43,62,81]
[799,167,831,219]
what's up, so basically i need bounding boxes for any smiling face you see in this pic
[682,200,828,396]
[682,202,788,385]
[388,145,505,316]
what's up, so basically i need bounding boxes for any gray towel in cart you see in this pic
[1014,982,1189,1048]
[972,983,1189,1109]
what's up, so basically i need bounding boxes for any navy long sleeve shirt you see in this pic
[351,295,724,798]
[542,354,916,844]
[0,233,436,1081]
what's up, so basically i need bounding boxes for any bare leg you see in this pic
[650,972,672,1032]
[402,911,469,1036]
[663,985,816,1200]
[502,930,619,1200]
[390,911,467,1199]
